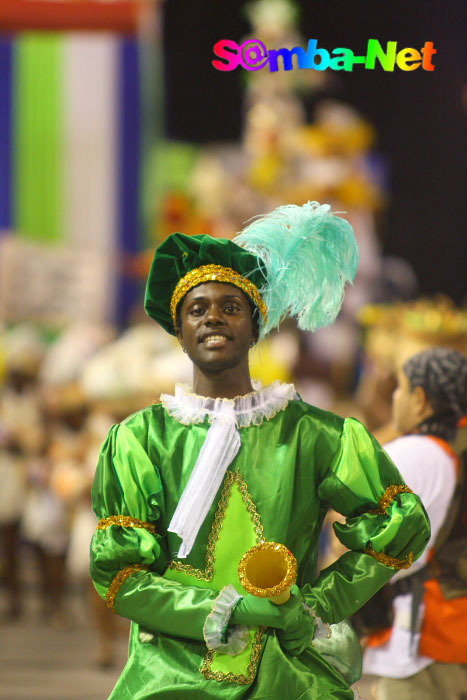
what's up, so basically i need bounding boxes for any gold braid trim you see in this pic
[106,564,150,613]
[97,515,156,535]
[170,264,268,329]
[365,546,414,570]
[200,626,267,685]
[369,484,413,515]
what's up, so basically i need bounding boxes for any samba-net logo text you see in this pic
[212,38,436,73]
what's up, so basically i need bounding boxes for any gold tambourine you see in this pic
[238,541,298,605]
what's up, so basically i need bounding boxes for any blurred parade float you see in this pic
[356,297,467,442]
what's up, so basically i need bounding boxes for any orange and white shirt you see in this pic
[363,434,466,678]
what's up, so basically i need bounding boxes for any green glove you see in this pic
[230,585,304,630]
[276,608,315,656]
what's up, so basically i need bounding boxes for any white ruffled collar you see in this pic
[160,380,298,428]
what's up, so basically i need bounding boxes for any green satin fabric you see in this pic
[90,399,430,699]
[312,620,362,685]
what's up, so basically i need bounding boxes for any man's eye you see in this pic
[225,304,240,313]
[189,307,205,315]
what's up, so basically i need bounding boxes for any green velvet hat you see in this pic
[144,232,268,336]
[144,202,359,338]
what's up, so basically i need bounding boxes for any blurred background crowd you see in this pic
[0,0,465,695]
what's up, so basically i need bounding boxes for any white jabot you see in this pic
[161,380,297,558]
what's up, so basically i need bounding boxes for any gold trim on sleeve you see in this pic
[200,626,267,685]
[97,515,157,535]
[364,545,413,570]
[106,564,150,613]
[170,264,268,329]
[369,484,413,515]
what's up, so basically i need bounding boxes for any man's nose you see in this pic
[205,304,224,324]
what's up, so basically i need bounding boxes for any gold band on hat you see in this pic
[170,264,268,329]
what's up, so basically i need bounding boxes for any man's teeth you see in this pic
[204,335,227,344]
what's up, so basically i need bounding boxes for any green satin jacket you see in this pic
[90,385,430,700]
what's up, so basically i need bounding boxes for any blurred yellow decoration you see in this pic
[247,152,283,192]
[299,120,375,157]
[401,299,467,338]
[359,298,467,371]
[249,337,294,386]
[336,176,382,209]
[238,541,298,605]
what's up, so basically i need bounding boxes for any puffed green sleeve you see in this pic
[301,417,430,624]
[90,423,220,641]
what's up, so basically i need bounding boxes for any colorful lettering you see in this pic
[302,39,330,71]
[212,40,241,72]
[330,48,356,71]
[212,37,437,74]
[396,47,422,71]
[268,46,308,72]
[365,39,397,71]
[421,42,437,71]
[238,40,269,71]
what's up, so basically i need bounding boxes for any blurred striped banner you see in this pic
[0,31,144,322]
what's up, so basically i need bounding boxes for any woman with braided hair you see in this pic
[364,346,467,700]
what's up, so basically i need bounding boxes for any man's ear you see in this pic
[176,327,184,348]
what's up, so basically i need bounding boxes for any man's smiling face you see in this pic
[176,282,258,374]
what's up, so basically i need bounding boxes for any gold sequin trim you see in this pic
[168,469,265,684]
[364,546,414,570]
[238,541,298,598]
[369,484,413,515]
[200,626,267,685]
[234,472,264,542]
[106,564,149,613]
[97,515,157,535]
[170,264,268,329]
[167,470,264,581]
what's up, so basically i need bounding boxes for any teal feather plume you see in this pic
[234,201,359,336]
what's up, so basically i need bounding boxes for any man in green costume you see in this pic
[90,202,430,699]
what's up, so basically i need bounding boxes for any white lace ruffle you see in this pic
[203,584,250,656]
[160,379,298,428]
